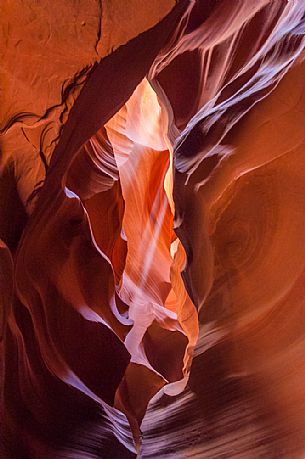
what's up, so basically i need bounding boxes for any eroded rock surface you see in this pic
[1,1,305,458]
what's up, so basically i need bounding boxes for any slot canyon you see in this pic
[1,1,305,457]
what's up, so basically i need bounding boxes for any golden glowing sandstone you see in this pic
[1,1,305,457]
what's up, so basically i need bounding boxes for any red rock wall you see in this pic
[1,1,305,457]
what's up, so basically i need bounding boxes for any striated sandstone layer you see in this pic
[1,1,305,458]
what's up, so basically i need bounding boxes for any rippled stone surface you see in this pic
[1,1,305,457]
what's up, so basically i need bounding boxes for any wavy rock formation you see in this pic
[1,1,305,457]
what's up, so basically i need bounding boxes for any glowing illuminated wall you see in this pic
[1,1,305,457]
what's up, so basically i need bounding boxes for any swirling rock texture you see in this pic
[1,0,305,457]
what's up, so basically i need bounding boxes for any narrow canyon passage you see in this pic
[1,1,305,458]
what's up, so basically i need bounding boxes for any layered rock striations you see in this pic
[1,1,305,457]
